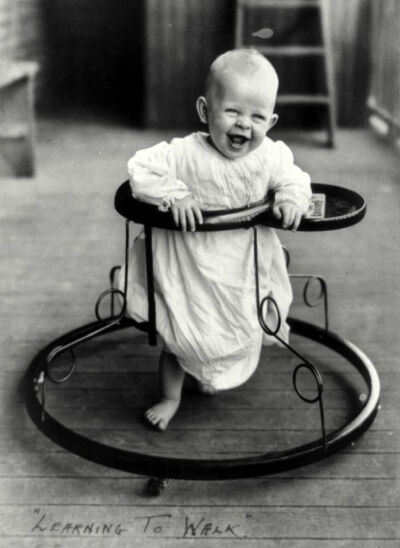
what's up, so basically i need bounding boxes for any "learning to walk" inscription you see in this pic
[31,508,250,539]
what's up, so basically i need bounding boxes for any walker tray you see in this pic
[115,181,366,231]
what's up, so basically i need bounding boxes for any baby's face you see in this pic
[203,72,277,160]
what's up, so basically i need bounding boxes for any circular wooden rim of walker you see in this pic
[114,181,367,232]
[23,317,380,480]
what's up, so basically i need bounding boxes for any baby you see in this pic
[119,48,311,430]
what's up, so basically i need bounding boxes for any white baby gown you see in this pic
[118,132,311,390]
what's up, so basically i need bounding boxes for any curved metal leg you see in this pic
[45,221,132,388]
[253,227,328,452]
[289,273,329,331]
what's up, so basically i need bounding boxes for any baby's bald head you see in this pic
[205,49,279,104]
[196,49,280,159]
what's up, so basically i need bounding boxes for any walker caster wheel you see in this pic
[147,478,169,496]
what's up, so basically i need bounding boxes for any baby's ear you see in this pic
[267,113,279,132]
[196,96,208,124]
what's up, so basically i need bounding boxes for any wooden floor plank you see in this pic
[1,540,399,548]
[1,476,399,506]
[15,406,375,431]
[3,368,391,391]
[2,428,399,454]
[0,451,398,480]
[12,387,373,410]
[1,541,398,548]
[2,378,371,410]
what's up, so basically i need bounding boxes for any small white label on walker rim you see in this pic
[307,194,326,219]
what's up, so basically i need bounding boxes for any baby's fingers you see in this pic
[179,208,187,231]
[291,210,302,231]
[281,209,294,229]
[272,205,282,220]
[186,208,196,232]
[193,205,203,226]
[171,204,180,227]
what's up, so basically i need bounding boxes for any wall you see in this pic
[39,0,145,121]
[0,0,373,127]
[0,0,145,120]
[144,0,234,128]
[143,0,373,128]
[368,0,400,139]
[328,0,372,126]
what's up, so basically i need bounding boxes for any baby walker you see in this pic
[23,181,380,495]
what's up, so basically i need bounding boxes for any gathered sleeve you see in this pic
[268,140,312,213]
[127,141,191,211]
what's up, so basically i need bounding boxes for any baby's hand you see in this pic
[273,201,303,231]
[171,195,203,232]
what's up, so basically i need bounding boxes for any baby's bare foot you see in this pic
[145,398,180,431]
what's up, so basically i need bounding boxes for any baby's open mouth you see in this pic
[227,134,249,148]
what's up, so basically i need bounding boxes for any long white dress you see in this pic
[118,132,311,390]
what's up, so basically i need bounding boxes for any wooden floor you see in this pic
[0,117,399,547]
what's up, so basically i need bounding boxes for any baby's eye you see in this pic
[253,114,266,121]
[225,108,239,114]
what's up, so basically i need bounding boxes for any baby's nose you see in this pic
[235,115,251,130]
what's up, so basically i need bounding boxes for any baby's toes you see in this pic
[145,409,158,424]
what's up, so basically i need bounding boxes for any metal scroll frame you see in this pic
[36,221,137,420]
[253,227,327,452]
[24,216,381,482]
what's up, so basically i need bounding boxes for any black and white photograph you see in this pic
[1,0,399,546]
